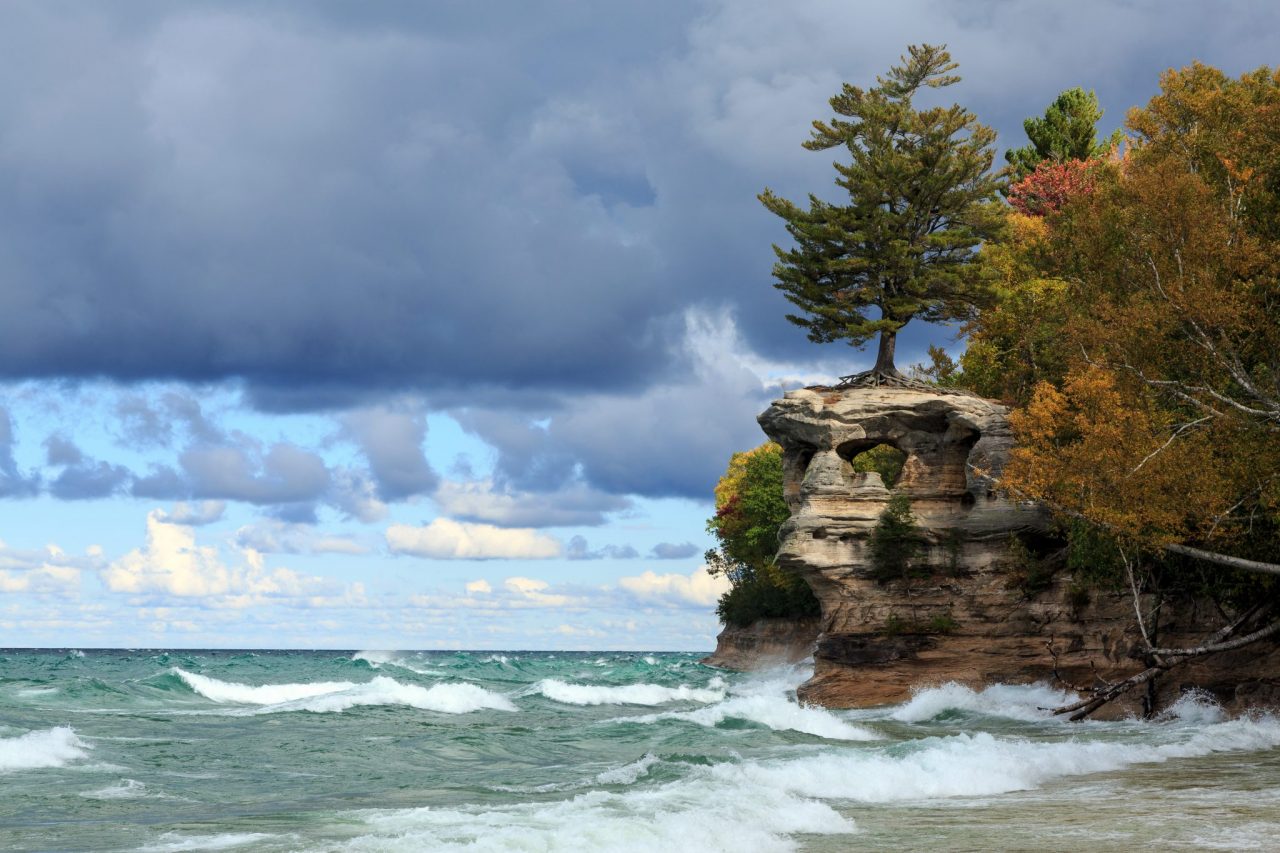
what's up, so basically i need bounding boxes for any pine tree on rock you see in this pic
[760,44,1003,386]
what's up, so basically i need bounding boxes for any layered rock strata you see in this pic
[701,617,820,670]
[740,385,1280,716]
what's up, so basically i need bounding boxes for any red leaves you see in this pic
[1007,159,1099,217]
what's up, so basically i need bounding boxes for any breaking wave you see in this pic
[0,726,91,772]
[532,678,725,706]
[341,712,1280,851]
[889,682,1079,723]
[174,669,516,714]
[629,693,880,741]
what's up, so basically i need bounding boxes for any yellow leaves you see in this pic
[1006,367,1245,546]
[713,442,781,511]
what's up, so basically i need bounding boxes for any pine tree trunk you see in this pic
[873,330,900,377]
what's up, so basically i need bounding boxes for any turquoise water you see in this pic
[2,649,1279,851]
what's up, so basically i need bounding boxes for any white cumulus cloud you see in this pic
[385,518,561,560]
[101,510,341,603]
[618,565,730,608]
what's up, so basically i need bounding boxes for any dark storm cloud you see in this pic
[4,1,1279,506]
[44,435,83,467]
[48,461,133,500]
[116,392,224,448]
[178,443,331,505]
[452,315,778,499]
[5,1,1274,408]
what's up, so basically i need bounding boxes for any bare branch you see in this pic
[1164,543,1280,577]
[1128,415,1213,475]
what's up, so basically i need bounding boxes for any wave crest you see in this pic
[174,669,515,714]
[889,682,1079,723]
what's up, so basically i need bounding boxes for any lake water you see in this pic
[2,649,1278,851]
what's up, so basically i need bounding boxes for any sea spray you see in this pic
[889,682,1080,723]
[0,726,91,772]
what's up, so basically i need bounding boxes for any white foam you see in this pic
[280,677,517,714]
[0,726,91,772]
[632,694,880,741]
[176,669,516,714]
[1158,690,1226,725]
[724,714,1280,803]
[533,679,725,706]
[385,712,1280,852]
[342,770,853,853]
[139,832,279,851]
[17,686,58,697]
[889,682,1080,723]
[594,753,661,786]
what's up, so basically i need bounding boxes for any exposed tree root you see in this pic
[833,369,975,395]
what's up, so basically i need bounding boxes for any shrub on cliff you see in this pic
[868,495,925,582]
[707,442,821,627]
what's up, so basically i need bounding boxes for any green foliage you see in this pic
[909,345,963,388]
[1063,518,1125,590]
[868,494,925,582]
[850,444,907,488]
[938,527,967,576]
[1004,532,1060,597]
[715,563,822,627]
[707,442,821,627]
[926,614,960,634]
[882,612,958,636]
[1005,87,1122,180]
[707,444,791,571]
[759,44,1003,372]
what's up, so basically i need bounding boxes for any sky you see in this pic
[1,0,1276,650]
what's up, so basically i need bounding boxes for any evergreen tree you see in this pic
[760,44,1003,384]
[1005,87,1121,180]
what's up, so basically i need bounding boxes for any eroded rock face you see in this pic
[700,617,820,671]
[756,385,1280,716]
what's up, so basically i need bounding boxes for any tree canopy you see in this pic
[760,44,1003,384]
[705,443,820,627]
[1004,87,1122,181]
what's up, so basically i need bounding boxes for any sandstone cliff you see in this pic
[701,617,820,670]
[721,384,1280,717]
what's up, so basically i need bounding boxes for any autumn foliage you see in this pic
[706,443,820,626]
[1006,159,1099,216]
[996,62,1280,570]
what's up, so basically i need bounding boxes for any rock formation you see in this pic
[700,617,820,671]
[709,384,1280,717]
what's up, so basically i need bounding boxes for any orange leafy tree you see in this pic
[980,63,1280,718]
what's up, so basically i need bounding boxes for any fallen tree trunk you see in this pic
[1049,608,1280,721]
